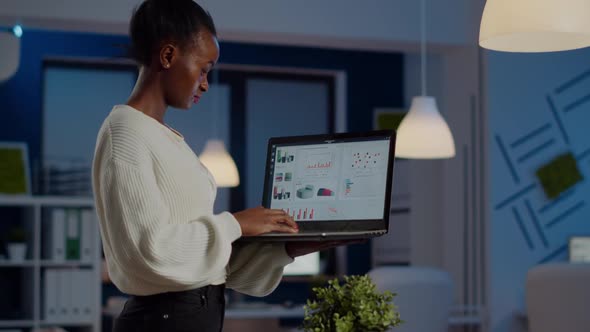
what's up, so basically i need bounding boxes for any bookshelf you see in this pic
[0,195,100,332]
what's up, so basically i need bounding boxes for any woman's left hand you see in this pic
[285,239,367,258]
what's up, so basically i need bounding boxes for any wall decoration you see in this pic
[493,68,590,262]
[536,152,583,199]
[373,108,405,131]
[0,142,31,195]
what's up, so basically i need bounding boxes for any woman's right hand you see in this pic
[232,206,299,237]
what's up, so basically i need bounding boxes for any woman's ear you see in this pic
[159,44,177,69]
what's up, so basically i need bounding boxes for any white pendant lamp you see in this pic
[395,0,455,159]
[199,139,240,187]
[396,97,455,158]
[479,0,590,52]
[0,25,22,82]
[198,69,240,188]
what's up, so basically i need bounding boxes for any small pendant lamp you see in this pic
[395,0,455,159]
[198,69,240,187]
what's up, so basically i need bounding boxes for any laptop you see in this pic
[245,130,396,241]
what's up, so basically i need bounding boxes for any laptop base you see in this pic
[238,230,387,242]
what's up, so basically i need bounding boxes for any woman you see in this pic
[92,0,342,331]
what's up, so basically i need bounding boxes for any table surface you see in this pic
[103,301,482,325]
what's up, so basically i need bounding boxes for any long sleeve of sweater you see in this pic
[226,242,294,296]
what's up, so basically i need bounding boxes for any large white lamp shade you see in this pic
[479,0,590,52]
[0,30,20,82]
[396,96,455,159]
[199,139,240,188]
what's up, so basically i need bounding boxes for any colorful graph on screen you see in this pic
[306,152,333,169]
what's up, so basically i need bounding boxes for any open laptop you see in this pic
[245,130,396,241]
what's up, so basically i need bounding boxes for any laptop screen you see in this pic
[262,131,395,228]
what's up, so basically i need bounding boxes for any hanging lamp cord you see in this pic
[420,0,427,97]
[212,67,219,139]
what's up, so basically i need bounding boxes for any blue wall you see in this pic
[0,28,404,278]
[488,48,590,332]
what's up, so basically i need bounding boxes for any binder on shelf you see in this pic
[57,269,70,322]
[77,270,95,322]
[65,209,81,260]
[80,210,95,263]
[49,209,66,262]
[69,270,82,322]
[44,269,95,324]
[44,269,59,322]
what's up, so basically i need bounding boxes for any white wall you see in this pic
[0,0,476,51]
[404,45,489,329]
[403,53,446,268]
[393,2,488,329]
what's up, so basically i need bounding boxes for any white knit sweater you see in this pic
[92,105,293,296]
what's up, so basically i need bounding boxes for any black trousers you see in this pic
[113,284,226,332]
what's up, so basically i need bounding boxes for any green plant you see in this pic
[303,275,402,332]
[6,227,26,243]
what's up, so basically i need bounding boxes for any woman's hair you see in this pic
[129,0,217,66]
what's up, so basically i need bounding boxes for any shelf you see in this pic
[40,260,94,268]
[0,320,35,327]
[225,304,305,319]
[448,315,483,326]
[0,260,36,267]
[40,320,95,327]
[0,195,94,207]
[0,260,95,268]
[448,305,483,326]
[0,196,105,332]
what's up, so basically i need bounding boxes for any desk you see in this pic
[104,301,483,331]
[226,305,305,319]
[227,303,484,325]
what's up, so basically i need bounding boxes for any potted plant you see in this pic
[6,227,27,262]
[303,275,402,332]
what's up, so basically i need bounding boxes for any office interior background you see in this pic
[1,0,590,332]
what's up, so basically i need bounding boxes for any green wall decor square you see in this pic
[0,142,31,195]
[536,152,583,199]
[373,108,405,131]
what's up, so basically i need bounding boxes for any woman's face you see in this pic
[161,31,220,110]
